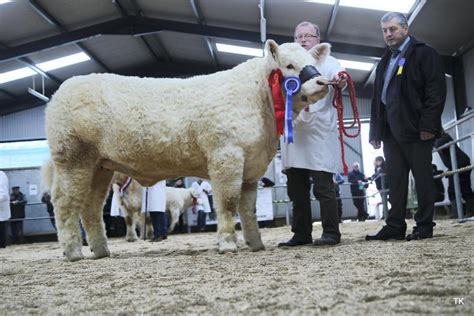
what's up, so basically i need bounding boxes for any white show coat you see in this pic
[281,55,345,174]
[141,180,166,213]
[191,181,211,213]
[200,181,213,196]
[110,190,124,217]
[0,171,11,221]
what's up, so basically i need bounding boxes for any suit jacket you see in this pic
[369,37,447,142]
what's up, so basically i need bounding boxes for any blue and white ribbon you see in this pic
[283,76,301,143]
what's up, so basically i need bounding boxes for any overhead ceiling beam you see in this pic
[0,89,17,100]
[0,16,387,63]
[29,0,111,72]
[114,0,171,63]
[189,0,219,70]
[325,0,340,41]
[0,59,226,116]
[0,42,62,85]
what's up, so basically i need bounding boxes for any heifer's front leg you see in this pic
[80,167,113,259]
[167,207,180,233]
[209,147,244,253]
[239,182,265,252]
[124,213,139,242]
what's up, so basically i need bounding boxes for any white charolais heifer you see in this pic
[165,186,200,232]
[45,40,331,261]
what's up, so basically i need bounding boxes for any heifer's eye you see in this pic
[286,64,294,70]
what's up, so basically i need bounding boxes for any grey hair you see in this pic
[294,21,321,38]
[353,162,360,168]
[381,12,408,27]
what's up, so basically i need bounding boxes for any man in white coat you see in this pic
[0,170,11,248]
[191,179,211,231]
[279,21,346,247]
[142,180,167,242]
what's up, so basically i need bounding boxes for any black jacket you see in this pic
[348,170,367,196]
[369,37,447,142]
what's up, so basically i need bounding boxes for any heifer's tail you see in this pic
[41,159,55,190]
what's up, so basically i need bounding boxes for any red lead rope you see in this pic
[332,70,361,175]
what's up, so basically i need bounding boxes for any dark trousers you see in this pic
[10,219,23,243]
[150,212,168,238]
[0,221,7,248]
[197,210,207,231]
[384,137,435,232]
[352,193,368,221]
[208,195,215,220]
[286,168,340,240]
[335,185,343,222]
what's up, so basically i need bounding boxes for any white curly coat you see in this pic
[44,40,331,261]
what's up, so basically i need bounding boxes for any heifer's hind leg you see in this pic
[52,165,95,262]
[239,182,265,252]
[80,167,113,259]
[208,147,244,253]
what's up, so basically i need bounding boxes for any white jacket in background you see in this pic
[191,181,211,213]
[0,171,11,221]
[141,180,166,213]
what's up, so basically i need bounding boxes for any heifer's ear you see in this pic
[310,42,331,63]
[265,39,279,60]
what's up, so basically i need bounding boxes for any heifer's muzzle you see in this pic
[299,65,322,84]
[299,65,336,86]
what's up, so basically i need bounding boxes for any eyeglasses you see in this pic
[295,34,318,40]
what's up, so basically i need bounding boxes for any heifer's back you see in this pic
[46,56,274,186]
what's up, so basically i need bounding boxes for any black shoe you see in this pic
[149,236,168,243]
[406,227,433,241]
[277,238,312,248]
[312,236,340,246]
[365,226,405,241]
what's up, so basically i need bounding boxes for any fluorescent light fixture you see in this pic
[0,67,36,84]
[216,43,263,57]
[339,0,416,13]
[339,59,374,71]
[0,52,91,85]
[0,0,12,5]
[303,0,336,4]
[36,52,90,72]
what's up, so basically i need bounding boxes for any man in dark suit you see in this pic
[366,12,446,241]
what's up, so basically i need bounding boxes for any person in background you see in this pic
[348,162,369,221]
[191,179,212,231]
[0,171,11,248]
[10,186,27,243]
[433,132,474,216]
[200,179,215,221]
[143,180,168,242]
[371,156,387,192]
[41,190,55,230]
[367,12,446,241]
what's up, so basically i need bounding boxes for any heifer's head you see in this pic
[265,39,331,111]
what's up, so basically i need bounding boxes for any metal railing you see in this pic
[432,132,474,222]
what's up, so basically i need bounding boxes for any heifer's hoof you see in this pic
[247,240,265,252]
[218,233,238,254]
[125,236,138,242]
[92,245,111,259]
[65,248,84,262]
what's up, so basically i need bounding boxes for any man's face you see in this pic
[353,165,359,171]
[294,24,320,50]
[381,18,408,49]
